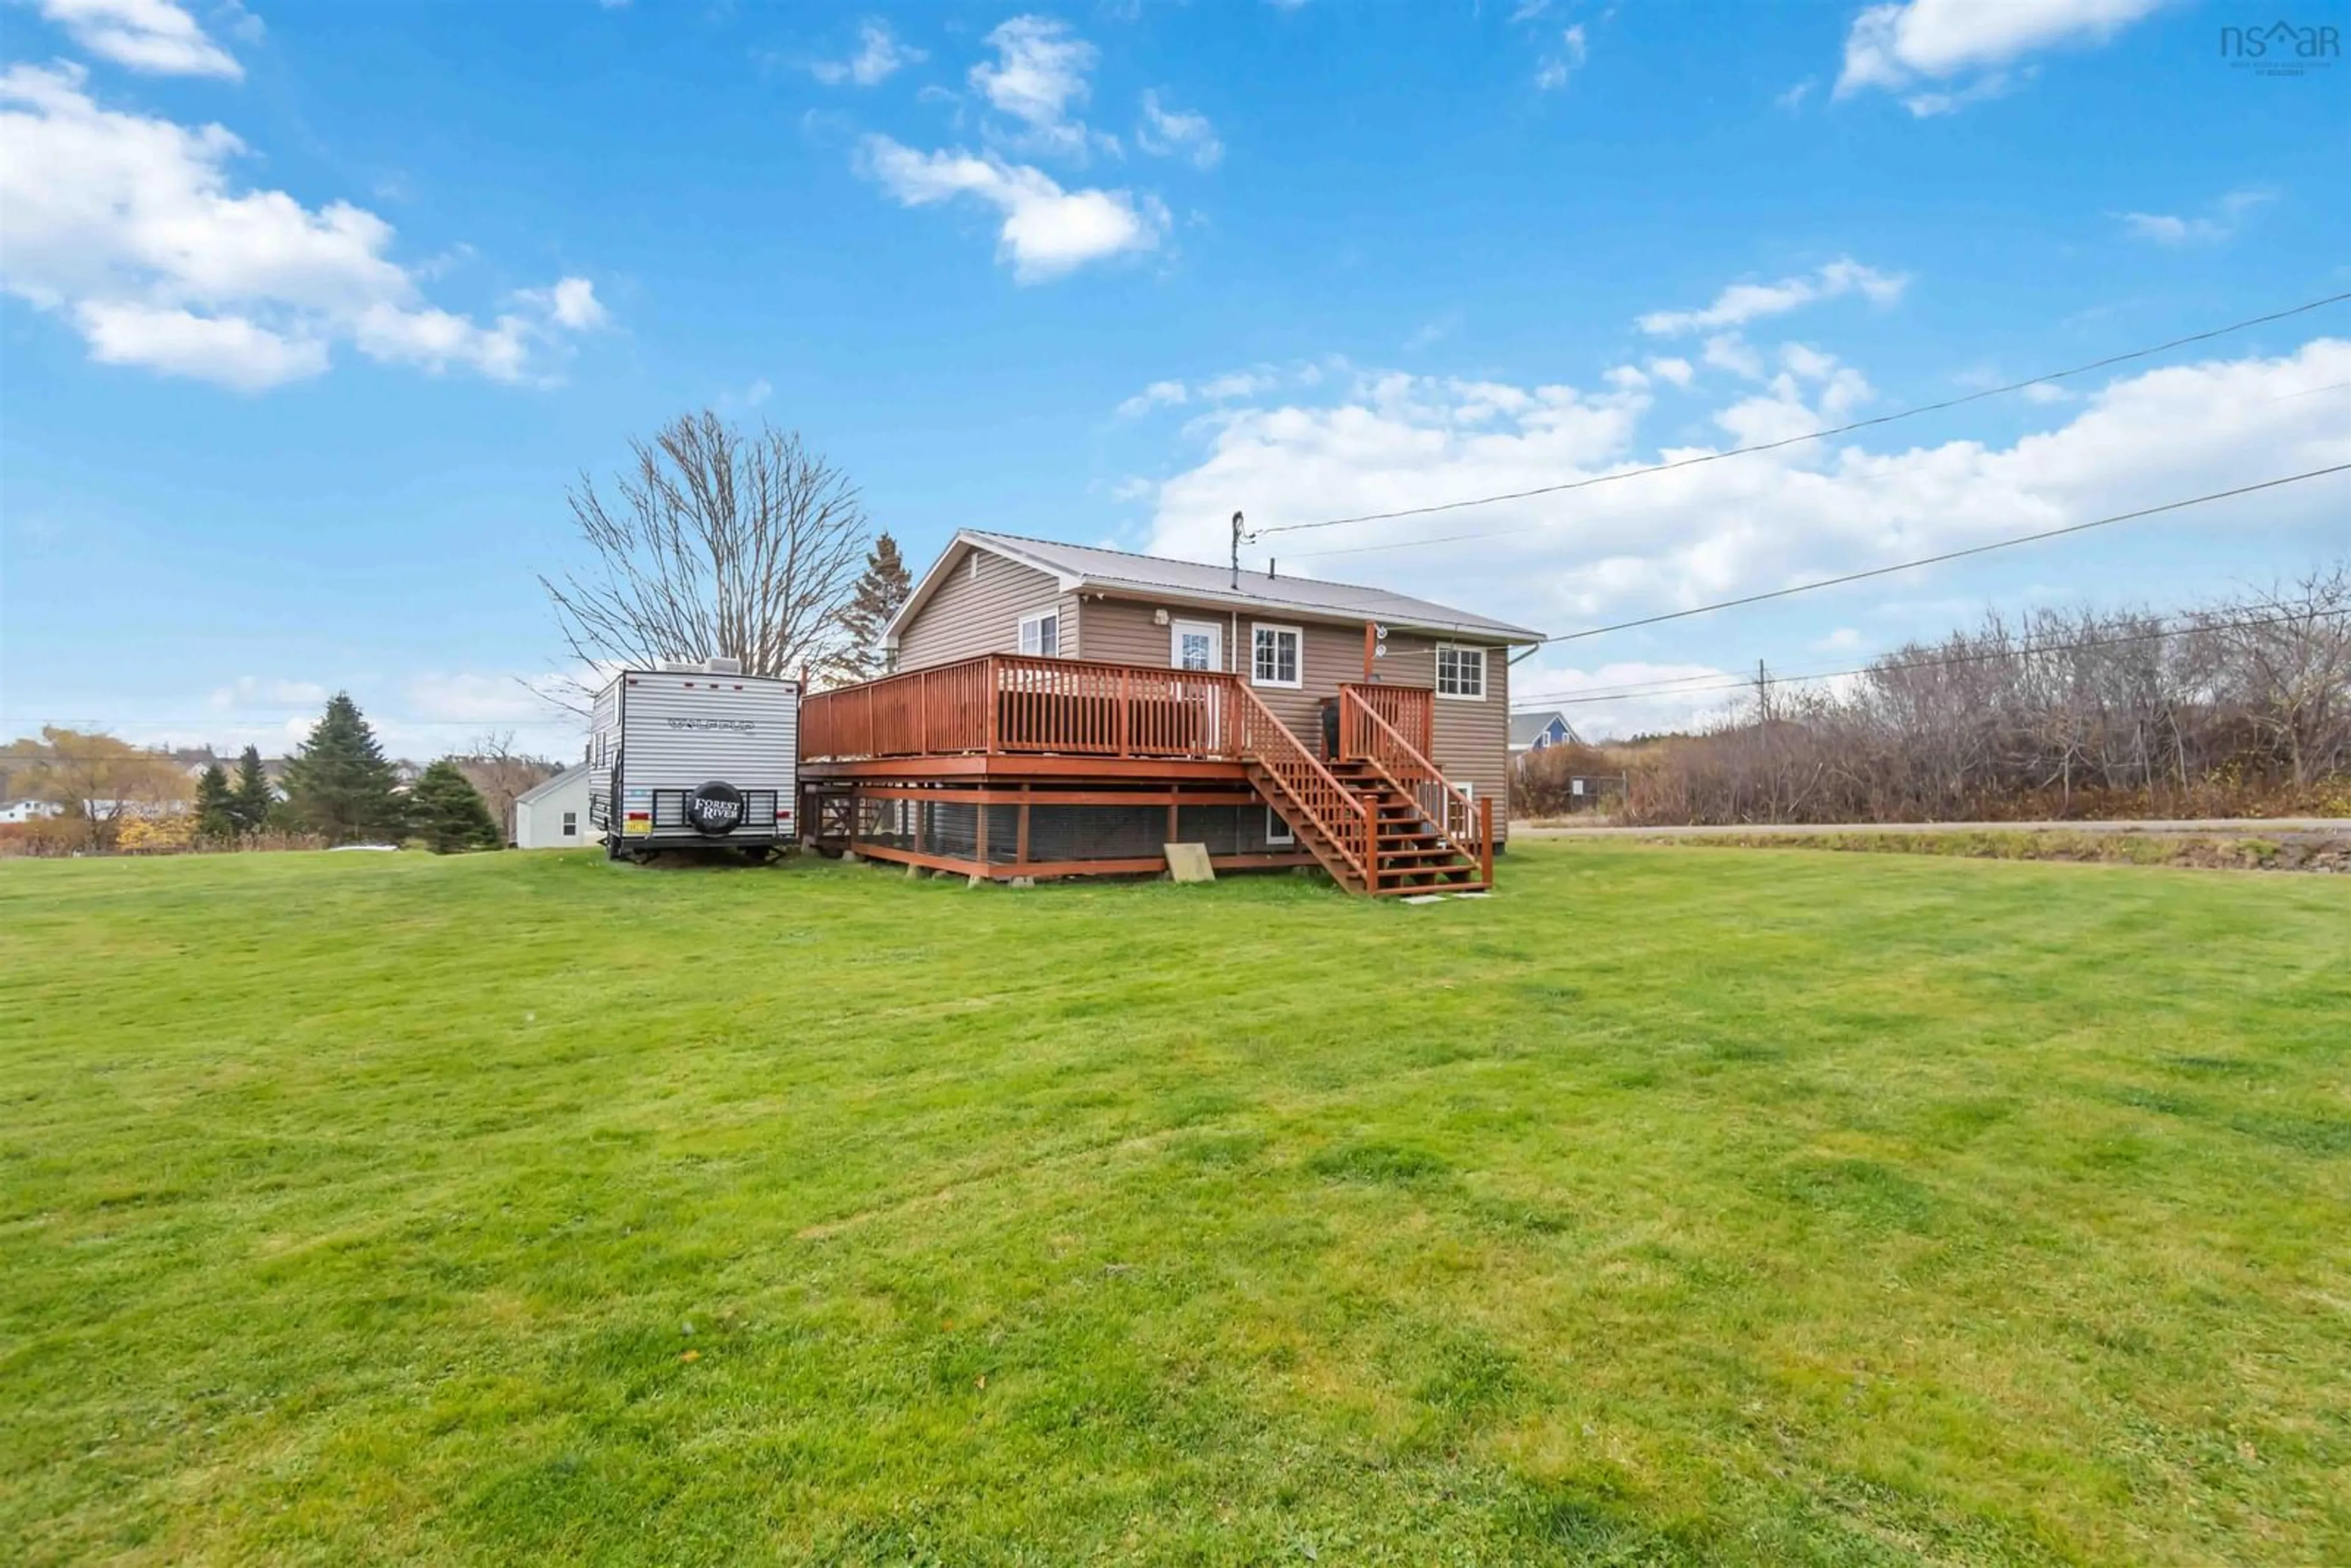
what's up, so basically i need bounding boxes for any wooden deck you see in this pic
[799,653,1490,893]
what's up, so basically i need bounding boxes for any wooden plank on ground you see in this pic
[1163,843,1215,883]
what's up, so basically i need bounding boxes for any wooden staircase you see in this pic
[1235,684,1491,898]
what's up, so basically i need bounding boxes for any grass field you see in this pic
[4,844,2346,1566]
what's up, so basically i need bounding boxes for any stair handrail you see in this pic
[1234,685,1372,883]
[1340,687,1488,876]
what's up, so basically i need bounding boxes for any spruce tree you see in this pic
[282,694,406,845]
[833,531,912,682]
[230,745,275,834]
[193,763,239,842]
[407,759,504,853]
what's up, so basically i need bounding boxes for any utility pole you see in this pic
[1229,511,1245,591]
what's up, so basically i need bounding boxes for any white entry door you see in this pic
[1170,619,1223,672]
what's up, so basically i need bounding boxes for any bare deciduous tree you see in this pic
[453,730,558,842]
[1613,564,2351,825]
[541,412,870,685]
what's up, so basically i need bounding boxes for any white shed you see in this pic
[512,765,593,849]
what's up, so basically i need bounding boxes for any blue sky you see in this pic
[2,0,2345,754]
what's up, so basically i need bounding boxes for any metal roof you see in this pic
[513,763,589,806]
[890,529,1545,645]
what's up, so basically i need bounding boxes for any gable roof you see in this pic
[514,763,588,806]
[1509,710,1583,748]
[890,529,1544,646]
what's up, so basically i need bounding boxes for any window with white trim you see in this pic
[561,811,577,837]
[1264,806,1295,846]
[1251,623,1301,688]
[1018,609,1060,657]
[1435,643,1486,700]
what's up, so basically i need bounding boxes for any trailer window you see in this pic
[562,811,577,837]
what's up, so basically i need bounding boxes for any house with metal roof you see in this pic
[800,531,1542,896]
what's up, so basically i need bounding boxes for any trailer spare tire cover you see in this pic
[685,781,745,835]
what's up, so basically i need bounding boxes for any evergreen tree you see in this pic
[230,745,275,834]
[833,531,912,683]
[406,759,504,853]
[282,694,406,845]
[193,762,239,842]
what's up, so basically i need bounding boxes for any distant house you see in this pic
[1510,710,1583,758]
[512,765,591,849]
[0,799,63,824]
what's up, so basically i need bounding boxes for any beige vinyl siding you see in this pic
[1378,635,1510,836]
[1076,595,1188,667]
[894,547,1070,670]
[1077,593,1511,841]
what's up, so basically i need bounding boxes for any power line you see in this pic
[1513,605,2350,711]
[1504,463,2349,654]
[1246,287,2351,549]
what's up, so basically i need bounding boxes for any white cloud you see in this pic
[0,64,604,389]
[1638,258,1907,336]
[1646,356,1694,388]
[1810,626,1864,652]
[37,0,242,79]
[209,675,329,711]
[1199,369,1278,400]
[1701,334,1764,380]
[2118,187,2273,246]
[1775,77,1816,111]
[1836,0,2161,114]
[1534,23,1588,91]
[517,276,607,330]
[1118,378,1188,417]
[1506,659,1744,739]
[1131,338,2351,682]
[75,301,323,388]
[1137,90,1221,169]
[812,20,925,87]
[969,15,1109,160]
[857,133,1164,282]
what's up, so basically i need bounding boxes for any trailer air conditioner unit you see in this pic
[587,666,800,861]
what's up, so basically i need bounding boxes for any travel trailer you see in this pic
[587,660,800,861]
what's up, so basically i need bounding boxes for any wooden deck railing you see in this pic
[1339,686,1492,886]
[801,653,1240,762]
[1340,682,1432,756]
[1236,685,1372,885]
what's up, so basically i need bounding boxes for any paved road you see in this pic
[1514,817,2350,839]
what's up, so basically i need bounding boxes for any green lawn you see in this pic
[3,845,2345,1566]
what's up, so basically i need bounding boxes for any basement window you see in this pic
[1019,609,1060,657]
[1251,623,1302,688]
[561,811,577,838]
[1436,643,1486,700]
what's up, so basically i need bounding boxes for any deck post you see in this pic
[1119,669,1131,757]
[984,656,1000,756]
[1015,783,1030,864]
[1167,784,1179,847]
[975,788,991,867]
[1479,795,1493,887]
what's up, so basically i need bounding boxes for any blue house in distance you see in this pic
[1509,709,1583,759]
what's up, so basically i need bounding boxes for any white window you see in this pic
[1251,623,1302,688]
[561,811,577,837]
[1264,806,1294,846]
[1436,643,1486,700]
[1018,609,1060,657]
